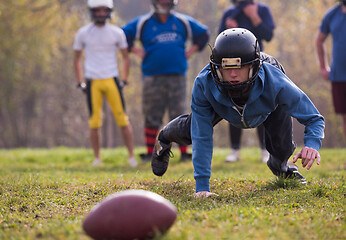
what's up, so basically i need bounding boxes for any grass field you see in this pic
[0,147,345,240]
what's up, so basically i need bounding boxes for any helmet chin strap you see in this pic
[248,66,253,79]
[216,68,223,81]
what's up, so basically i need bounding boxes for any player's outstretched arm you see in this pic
[293,147,321,170]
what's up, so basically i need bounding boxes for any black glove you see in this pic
[119,80,128,89]
[77,82,87,93]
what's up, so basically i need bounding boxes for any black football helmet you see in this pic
[210,28,261,98]
[151,0,178,14]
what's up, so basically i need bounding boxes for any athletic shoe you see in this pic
[91,158,102,166]
[225,149,240,163]
[139,153,152,163]
[261,149,270,163]
[282,165,307,184]
[128,156,138,167]
[180,152,192,161]
[151,134,173,176]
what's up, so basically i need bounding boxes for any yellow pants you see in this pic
[87,78,129,129]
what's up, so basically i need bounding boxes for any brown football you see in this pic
[82,189,177,240]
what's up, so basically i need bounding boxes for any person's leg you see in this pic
[87,80,103,165]
[120,125,135,158]
[230,124,242,150]
[331,82,346,144]
[167,74,191,160]
[342,114,346,141]
[257,124,269,162]
[257,124,265,149]
[106,77,137,166]
[90,128,101,161]
[142,76,166,160]
[120,125,137,167]
[152,113,223,176]
[225,124,241,162]
[263,105,295,174]
[263,105,305,183]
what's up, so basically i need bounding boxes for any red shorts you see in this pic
[331,82,346,114]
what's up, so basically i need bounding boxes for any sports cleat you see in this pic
[91,158,102,166]
[151,134,173,176]
[282,165,307,184]
[180,152,192,162]
[128,156,138,167]
[224,149,240,163]
[261,149,270,163]
[139,153,152,163]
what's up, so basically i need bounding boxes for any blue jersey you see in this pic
[190,63,325,192]
[320,5,346,82]
[122,11,209,76]
[218,2,275,50]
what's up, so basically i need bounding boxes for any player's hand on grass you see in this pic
[193,191,218,198]
[293,147,321,170]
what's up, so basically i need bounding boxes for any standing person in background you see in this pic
[122,0,209,163]
[316,0,346,143]
[73,0,137,167]
[219,0,275,163]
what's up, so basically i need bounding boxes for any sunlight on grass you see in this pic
[0,147,345,239]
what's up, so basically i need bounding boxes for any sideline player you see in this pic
[73,0,137,167]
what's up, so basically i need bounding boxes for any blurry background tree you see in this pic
[0,0,342,148]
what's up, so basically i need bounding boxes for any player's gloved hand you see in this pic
[193,191,218,198]
[77,82,87,93]
[119,80,128,89]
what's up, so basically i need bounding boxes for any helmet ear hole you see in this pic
[216,68,223,81]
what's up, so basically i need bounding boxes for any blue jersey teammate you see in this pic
[122,0,209,162]
[316,0,346,143]
[151,28,325,197]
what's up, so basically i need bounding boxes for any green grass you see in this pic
[0,147,345,240]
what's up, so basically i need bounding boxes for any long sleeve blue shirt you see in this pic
[191,62,325,192]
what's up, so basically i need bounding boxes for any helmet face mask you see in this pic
[210,28,261,99]
[231,0,252,5]
[151,0,178,14]
[88,0,113,24]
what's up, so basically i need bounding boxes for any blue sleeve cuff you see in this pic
[195,176,210,192]
[304,137,322,151]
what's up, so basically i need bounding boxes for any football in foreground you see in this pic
[82,189,178,240]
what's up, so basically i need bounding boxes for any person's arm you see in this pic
[74,50,84,85]
[122,18,140,56]
[243,3,275,42]
[315,30,330,81]
[269,65,324,169]
[293,147,321,170]
[242,2,262,27]
[187,16,210,58]
[130,46,146,59]
[119,48,130,84]
[185,44,199,59]
[190,72,216,195]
